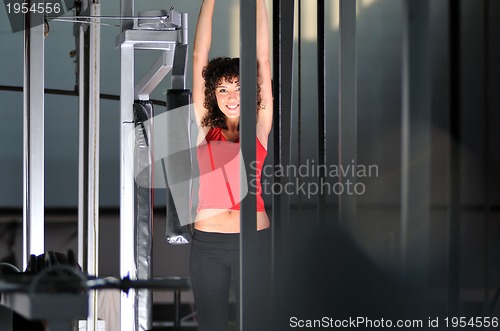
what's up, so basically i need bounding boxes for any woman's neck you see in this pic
[223,119,239,141]
[225,118,239,132]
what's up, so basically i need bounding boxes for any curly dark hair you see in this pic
[201,57,262,129]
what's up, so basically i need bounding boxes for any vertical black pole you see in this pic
[240,0,257,330]
[448,0,461,316]
[272,0,295,327]
[401,0,431,282]
[482,0,491,316]
[297,0,302,226]
[271,1,294,267]
[317,0,326,224]
[338,0,357,228]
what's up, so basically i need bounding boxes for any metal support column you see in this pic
[23,0,45,269]
[240,0,257,330]
[272,0,294,258]
[317,0,326,223]
[448,0,461,316]
[271,0,294,256]
[77,1,101,330]
[401,0,431,281]
[118,9,186,330]
[272,0,295,326]
[482,0,491,316]
[338,0,357,228]
[119,2,136,330]
[272,0,295,256]
[120,42,136,331]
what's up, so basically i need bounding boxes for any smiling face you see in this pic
[215,78,240,119]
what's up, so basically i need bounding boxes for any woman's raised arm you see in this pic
[192,0,215,126]
[256,0,273,145]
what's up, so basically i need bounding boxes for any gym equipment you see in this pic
[118,7,189,330]
[133,100,155,330]
[0,251,190,331]
[164,89,194,244]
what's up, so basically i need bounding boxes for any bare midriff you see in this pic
[194,209,270,233]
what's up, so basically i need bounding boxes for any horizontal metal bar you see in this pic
[116,30,178,47]
[48,15,171,20]
[0,85,167,106]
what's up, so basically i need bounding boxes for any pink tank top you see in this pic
[196,127,267,212]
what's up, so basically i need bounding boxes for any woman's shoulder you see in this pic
[205,126,221,140]
[197,126,221,145]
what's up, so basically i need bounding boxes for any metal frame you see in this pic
[482,0,491,314]
[401,0,431,280]
[338,0,357,227]
[23,0,45,270]
[271,0,295,326]
[135,51,174,100]
[448,0,461,315]
[118,8,188,330]
[119,41,136,331]
[77,2,101,330]
[239,1,258,329]
[0,274,192,331]
[317,0,326,223]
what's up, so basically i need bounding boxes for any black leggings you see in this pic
[190,228,271,331]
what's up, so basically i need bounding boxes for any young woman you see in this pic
[189,0,273,330]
